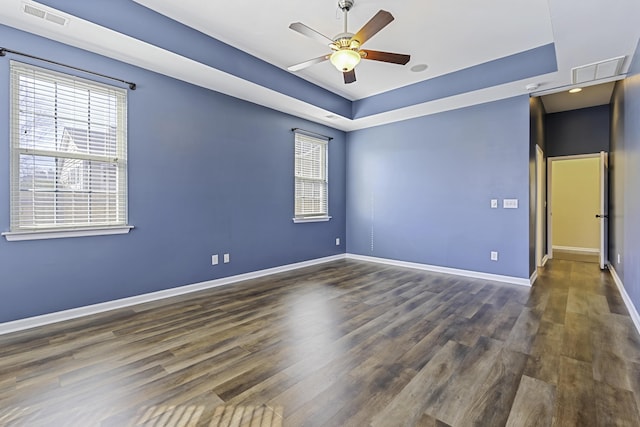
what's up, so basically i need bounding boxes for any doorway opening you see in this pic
[547,152,608,267]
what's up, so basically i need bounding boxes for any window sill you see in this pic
[292,216,332,223]
[2,225,134,242]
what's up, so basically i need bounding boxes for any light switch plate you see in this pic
[491,199,498,209]
[503,199,518,209]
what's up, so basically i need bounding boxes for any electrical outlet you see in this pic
[336,237,340,246]
[618,253,621,264]
[223,253,230,263]
[491,251,498,261]
[211,254,219,265]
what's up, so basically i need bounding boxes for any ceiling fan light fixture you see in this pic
[330,49,361,72]
[287,2,409,83]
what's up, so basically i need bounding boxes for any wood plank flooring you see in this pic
[1,258,639,426]
[551,250,600,264]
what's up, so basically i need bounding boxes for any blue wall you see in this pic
[0,26,346,323]
[346,96,531,279]
[545,105,610,157]
[353,44,557,119]
[610,81,625,281]
[38,0,352,119]
[610,39,640,314]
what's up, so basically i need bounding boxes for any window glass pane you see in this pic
[294,132,328,218]
[10,62,127,232]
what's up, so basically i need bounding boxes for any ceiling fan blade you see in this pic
[343,69,356,84]
[289,22,335,46]
[361,50,410,65]
[351,10,394,46]
[288,55,330,72]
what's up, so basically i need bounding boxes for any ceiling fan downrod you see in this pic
[338,0,354,33]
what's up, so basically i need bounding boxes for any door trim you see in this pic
[546,153,601,260]
[599,151,608,270]
[535,145,545,267]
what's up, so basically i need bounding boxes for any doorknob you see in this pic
[596,214,608,218]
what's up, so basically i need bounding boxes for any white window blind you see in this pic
[9,61,128,233]
[294,131,328,219]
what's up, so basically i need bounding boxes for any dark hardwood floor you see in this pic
[1,258,639,426]
[551,250,600,264]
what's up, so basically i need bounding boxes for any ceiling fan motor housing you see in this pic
[332,32,360,50]
[338,0,354,12]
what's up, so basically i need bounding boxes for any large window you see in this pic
[6,61,129,240]
[294,130,329,222]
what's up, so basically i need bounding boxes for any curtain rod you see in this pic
[0,47,137,90]
[291,128,333,140]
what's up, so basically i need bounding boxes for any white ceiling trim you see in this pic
[3,0,639,128]
[132,0,556,100]
[0,0,550,132]
[0,1,350,128]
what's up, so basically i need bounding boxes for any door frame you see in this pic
[599,151,609,269]
[535,145,545,267]
[546,153,601,260]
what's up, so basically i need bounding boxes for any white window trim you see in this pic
[8,61,131,240]
[294,130,330,222]
[292,216,332,223]
[2,226,133,242]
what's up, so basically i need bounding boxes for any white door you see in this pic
[598,151,609,270]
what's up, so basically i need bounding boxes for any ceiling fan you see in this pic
[287,0,411,84]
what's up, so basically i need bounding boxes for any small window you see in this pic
[294,130,330,222]
[7,61,129,239]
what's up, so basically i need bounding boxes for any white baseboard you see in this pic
[530,269,538,286]
[552,245,600,254]
[608,264,640,337]
[541,254,549,267]
[0,253,536,336]
[345,253,531,287]
[0,254,346,336]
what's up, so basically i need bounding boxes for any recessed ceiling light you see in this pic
[410,64,428,72]
[569,87,583,94]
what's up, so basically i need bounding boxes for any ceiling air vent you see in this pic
[572,56,625,84]
[23,4,45,19]
[22,3,68,26]
[45,12,67,26]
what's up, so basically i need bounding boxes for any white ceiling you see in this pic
[135,0,556,100]
[1,0,639,129]
[540,82,615,114]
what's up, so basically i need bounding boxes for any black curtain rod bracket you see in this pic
[291,128,333,140]
[0,47,136,90]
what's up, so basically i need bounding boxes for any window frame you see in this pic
[3,61,132,241]
[293,130,331,223]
